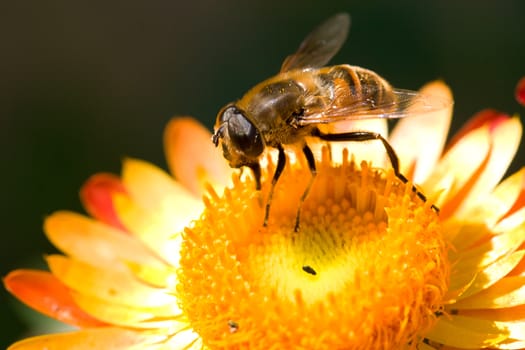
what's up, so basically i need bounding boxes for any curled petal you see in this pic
[445,109,509,152]
[3,270,105,328]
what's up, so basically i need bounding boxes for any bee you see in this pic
[212,13,450,231]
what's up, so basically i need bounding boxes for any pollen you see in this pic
[178,149,449,350]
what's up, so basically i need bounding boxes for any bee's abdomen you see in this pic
[321,65,395,110]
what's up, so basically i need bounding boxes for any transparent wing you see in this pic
[280,13,351,72]
[295,88,454,126]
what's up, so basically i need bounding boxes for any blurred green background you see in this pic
[1,0,524,347]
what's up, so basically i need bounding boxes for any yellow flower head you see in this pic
[4,81,525,350]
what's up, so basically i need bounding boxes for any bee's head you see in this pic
[213,104,264,169]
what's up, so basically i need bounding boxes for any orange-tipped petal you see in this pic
[7,327,161,350]
[164,117,231,196]
[3,270,105,328]
[516,76,525,106]
[500,168,525,222]
[424,114,521,219]
[44,211,163,269]
[445,109,509,153]
[80,173,128,231]
[456,168,525,228]
[46,255,178,309]
[454,116,522,217]
[422,124,491,212]
[389,81,453,183]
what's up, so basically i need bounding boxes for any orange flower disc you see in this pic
[178,152,449,349]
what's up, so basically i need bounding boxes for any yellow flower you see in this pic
[4,81,525,349]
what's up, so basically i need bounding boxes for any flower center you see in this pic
[178,150,449,350]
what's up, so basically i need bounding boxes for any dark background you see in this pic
[1,1,524,346]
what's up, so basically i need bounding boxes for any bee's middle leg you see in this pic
[294,144,317,232]
[264,145,286,226]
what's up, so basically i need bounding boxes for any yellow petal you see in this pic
[497,320,525,342]
[453,276,525,309]
[425,315,509,348]
[71,292,184,328]
[122,158,203,228]
[458,250,525,300]
[47,255,178,309]
[460,168,525,227]
[451,221,525,270]
[389,81,453,183]
[7,327,162,350]
[447,221,493,255]
[455,117,522,216]
[461,305,525,322]
[163,328,203,350]
[127,261,178,289]
[445,271,476,304]
[45,211,161,269]
[497,339,525,349]
[496,206,525,233]
[164,117,231,196]
[422,124,491,210]
[113,193,184,267]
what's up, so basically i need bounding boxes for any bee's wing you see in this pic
[280,13,351,73]
[295,88,453,126]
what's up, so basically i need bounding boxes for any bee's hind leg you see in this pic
[264,145,286,227]
[313,129,439,212]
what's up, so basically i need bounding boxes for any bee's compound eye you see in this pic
[223,106,264,158]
